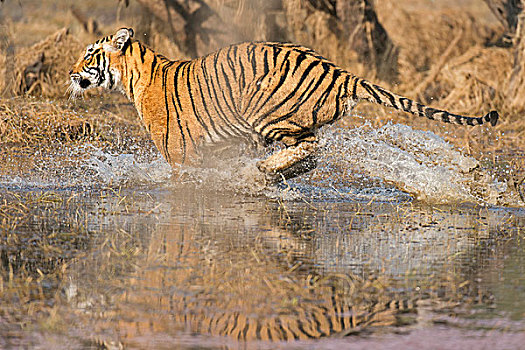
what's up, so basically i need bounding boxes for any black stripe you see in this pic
[272,45,281,66]
[226,45,236,77]
[229,312,239,337]
[247,44,257,77]
[219,62,252,132]
[264,65,335,132]
[255,321,262,340]
[161,62,172,163]
[351,77,359,100]
[210,62,242,136]
[316,69,341,106]
[241,320,250,340]
[360,80,383,104]
[334,79,345,119]
[169,62,188,163]
[217,61,238,115]
[95,53,101,67]
[349,305,356,328]
[244,58,292,117]
[340,73,350,100]
[416,103,425,117]
[311,87,333,126]
[284,320,300,340]
[280,50,292,70]
[185,122,199,152]
[260,79,316,141]
[267,126,309,140]
[292,52,308,75]
[190,65,218,141]
[215,313,231,334]
[314,309,328,337]
[424,107,437,120]
[139,42,147,63]
[253,60,320,127]
[207,59,240,137]
[129,70,134,100]
[108,70,114,89]
[276,319,289,341]
[148,55,158,86]
[441,112,450,123]
[200,59,234,139]
[103,55,114,89]
[263,49,269,75]
[319,305,335,334]
[238,49,246,91]
[340,304,352,329]
[398,97,412,113]
[374,85,398,109]
[246,49,292,111]
[175,63,188,164]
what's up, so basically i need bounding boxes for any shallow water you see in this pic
[1,188,524,349]
[1,123,524,349]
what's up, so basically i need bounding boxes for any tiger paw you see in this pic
[256,158,279,174]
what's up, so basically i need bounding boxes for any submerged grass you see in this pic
[0,191,87,345]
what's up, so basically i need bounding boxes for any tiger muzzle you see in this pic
[70,73,92,89]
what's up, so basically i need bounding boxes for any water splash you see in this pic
[174,122,518,205]
[87,148,173,186]
[316,123,480,203]
[0,123,519,205]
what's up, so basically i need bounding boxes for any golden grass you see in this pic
[0,98,95,144]
[9,28,83,98]
[0,0,522,187]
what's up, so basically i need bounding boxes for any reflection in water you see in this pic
[20,188,515,348]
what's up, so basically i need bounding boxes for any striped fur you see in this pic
[70,28,499,178]
[168,294,416,341]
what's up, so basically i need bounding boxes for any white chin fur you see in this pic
[67,81,84,100]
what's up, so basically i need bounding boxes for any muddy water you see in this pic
[1,123,524,349]
[1,187,524,349]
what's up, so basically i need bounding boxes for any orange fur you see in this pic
[70,28,498,179]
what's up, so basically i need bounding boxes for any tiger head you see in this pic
[69,27,134,98]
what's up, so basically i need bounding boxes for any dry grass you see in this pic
[10,28,83,98]
[0,0,523,185]
[0,98,96,144]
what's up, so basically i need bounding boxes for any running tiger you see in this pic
[69,28,499,180]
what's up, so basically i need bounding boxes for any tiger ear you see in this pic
[112,28,134,51]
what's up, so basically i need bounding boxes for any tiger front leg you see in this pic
[256,135,318,182]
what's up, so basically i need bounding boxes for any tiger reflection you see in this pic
[80,209,418,345]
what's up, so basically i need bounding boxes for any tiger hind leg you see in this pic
[256,135,318,182]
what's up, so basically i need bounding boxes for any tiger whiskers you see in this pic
[67,82,84,100]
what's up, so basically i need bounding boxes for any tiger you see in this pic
[69,27,499,181]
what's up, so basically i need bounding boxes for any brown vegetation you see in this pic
[0,0,523,183]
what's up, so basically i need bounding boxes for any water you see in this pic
[1,189,524,349]
[1,122,524,349]
[1,123,519,205]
